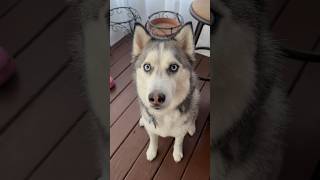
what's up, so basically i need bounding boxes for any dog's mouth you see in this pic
[151,105,162,110]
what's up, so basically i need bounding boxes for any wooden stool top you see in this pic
[190,0,210,24]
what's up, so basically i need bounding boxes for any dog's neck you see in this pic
[177,86,195,113]
[177,71,197,113]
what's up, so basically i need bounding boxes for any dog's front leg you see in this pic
[146,131,158,161]
[173,135,185,162]
[139,117,144,127]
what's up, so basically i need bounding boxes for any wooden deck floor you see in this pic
[0,0,319,179]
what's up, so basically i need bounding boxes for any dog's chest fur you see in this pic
[142,109,191,138]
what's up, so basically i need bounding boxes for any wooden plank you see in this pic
[195,56,210,79]
[280,57,304,93]
[267,0,289,26]
[280,45,320,180]
[272,0,320,51]
[0,9,74,130]
[110,64,134,102]
[123,58,210,180]
[29,113,102,180]
[110,81,136,126]
[271,0,320,94]
[0,0,21,18]
[124,133,173,180]
[0,0,67,56]
[110,121,149,180]
[0,65,87,180]
[110,35,131,54]
[153,82,210,180]
[110,36,132,66]
[110,99,140,157]
[181,121,210,180]
[110,52,132,79]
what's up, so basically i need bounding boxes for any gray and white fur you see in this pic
[212,0,288,179]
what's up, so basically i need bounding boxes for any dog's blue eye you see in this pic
[169,64,179,72]
[143,63,151,72]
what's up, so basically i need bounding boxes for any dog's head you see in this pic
[132,23,196,111]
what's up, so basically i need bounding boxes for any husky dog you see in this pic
[132,23,200,162]
[212,0,287,179]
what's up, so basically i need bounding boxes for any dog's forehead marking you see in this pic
[159,42,164,54]
[145,42,179,66]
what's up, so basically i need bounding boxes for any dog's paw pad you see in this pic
[146,148,157,161]
[173,150,183,162]
[188,126,196,136]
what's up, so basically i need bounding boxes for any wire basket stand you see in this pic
[146,11,184,39]
[108,7,141,36]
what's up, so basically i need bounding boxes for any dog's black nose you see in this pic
[148,91,166,106]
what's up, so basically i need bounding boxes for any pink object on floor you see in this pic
[110,76,115,89]
[0,47,16,86]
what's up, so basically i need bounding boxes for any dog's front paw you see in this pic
[139,117,144,127]
[146,147,157,161]
[188,125,196,136]
[173,149,183,162]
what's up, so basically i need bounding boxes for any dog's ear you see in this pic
[174,22,194,56]
[132,23,151,57]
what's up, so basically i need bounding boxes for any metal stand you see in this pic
[108,7,141,36]
[189,5,212,82]
[194,21,205,46]
[189,6,211,51]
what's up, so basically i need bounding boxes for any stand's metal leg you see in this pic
[194,21,204,46]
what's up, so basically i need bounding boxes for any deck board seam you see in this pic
[111,95,137,127]
[110,73,133,103]
[110,120,140,158]
[123,141,150,180]
[113,60,133,80]
[150,139,175,180]
[13,6,69,58]
[0,0,24,18]
[180,117,210,180]
[270,0,292,28]
[0,58,73,135]
[287,37,320,95]
[25,110,88,180]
